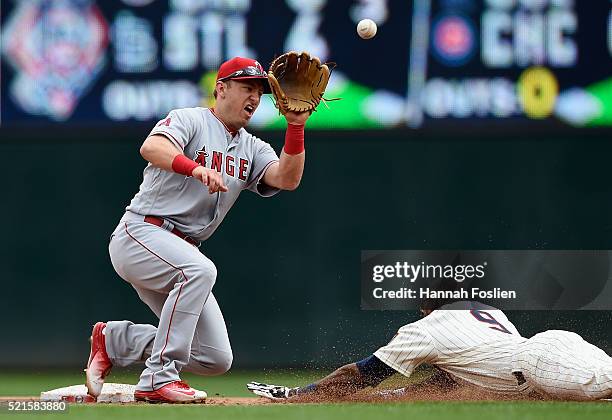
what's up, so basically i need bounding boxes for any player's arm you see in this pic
[306,359,456,399]
[262,111,309,191]
[302,355,397,397]
[247,355,396,399]
[140,135,227,194]
[140,135,183,171]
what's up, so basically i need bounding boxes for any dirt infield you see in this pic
[2,391,610,405]
[0,389,533,405]
[205,397,271,406]
[286,387,542,404]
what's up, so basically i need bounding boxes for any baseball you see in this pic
[357,19,377,39]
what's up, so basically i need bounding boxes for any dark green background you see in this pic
[1,129,611,368]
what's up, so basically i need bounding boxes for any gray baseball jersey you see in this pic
[374,302,528,393]
[106,106,283,391]
[126,107,280,242]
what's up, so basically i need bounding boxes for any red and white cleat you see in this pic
[85,322,112,397]
[134,381,207,404]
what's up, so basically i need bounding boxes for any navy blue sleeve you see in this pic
[355,355,397,386]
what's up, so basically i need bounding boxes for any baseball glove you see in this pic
[268,51,332,114]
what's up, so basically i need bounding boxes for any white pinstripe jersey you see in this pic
[374,302,528,393]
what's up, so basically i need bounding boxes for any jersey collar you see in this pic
[209,108,239,138]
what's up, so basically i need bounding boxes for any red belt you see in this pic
[144,216,199,246]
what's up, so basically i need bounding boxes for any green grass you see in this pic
[0,370,610,420]
[6,401,612,420]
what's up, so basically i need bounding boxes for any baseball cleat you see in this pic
[134,381,207,403]
[246,381,298,400]
[85,322,112,397]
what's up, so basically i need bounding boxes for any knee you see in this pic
[200,259,217,284]
[189,350,233,376]
[208,351,233,376]
[186,259,217,286]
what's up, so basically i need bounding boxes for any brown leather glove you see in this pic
[268,51,331,114]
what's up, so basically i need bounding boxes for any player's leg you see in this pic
[564,332,612,400]
[87,225,164,396]
[103,287,163,367]
[515,330,612,400]
[106,289,232,376]
[183,292,233,376]
[106,291,232,375]
[108,221,216,392]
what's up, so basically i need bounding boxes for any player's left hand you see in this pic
[284,110,310,126]
[246,381,298,400]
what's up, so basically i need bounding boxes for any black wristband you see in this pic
[355,355,397,387]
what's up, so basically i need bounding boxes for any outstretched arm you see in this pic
[262,111,309,191]
[300,363,368,398]
[300,355,397,398]
[248,355,397,400]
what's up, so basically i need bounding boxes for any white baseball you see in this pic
[357,19,377,39]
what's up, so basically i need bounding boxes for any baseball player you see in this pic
[248,301,612,401]
[84,56,313,403]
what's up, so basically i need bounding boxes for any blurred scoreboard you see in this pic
[0,0,610,131]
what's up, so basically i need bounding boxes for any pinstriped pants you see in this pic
[106,218,232,391]
[512,330,612,401]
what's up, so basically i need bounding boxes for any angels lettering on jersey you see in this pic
[156,116,252,182]
[192,145,249,182]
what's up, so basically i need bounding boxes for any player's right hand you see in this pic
[192,166,228,194]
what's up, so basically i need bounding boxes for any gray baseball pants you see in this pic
[106,213,232,391]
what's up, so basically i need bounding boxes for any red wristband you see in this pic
[283,123,305,155]
[172,154,199,177]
